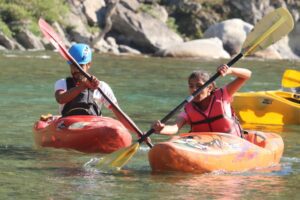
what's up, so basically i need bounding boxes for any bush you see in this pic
[0,0,69,36]
[0,18,12,37]
[0,4,30,23]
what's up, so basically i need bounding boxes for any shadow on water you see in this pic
[0,145,49,160]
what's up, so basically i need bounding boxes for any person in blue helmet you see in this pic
[54,43,134,130]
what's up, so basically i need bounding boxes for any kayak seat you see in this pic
[63,108,91,117]
[243,131,266,148]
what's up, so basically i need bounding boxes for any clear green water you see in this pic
[0,51,299,199]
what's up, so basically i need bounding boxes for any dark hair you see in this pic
[188,71,217,90]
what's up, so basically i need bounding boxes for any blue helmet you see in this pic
[68,43,92,64]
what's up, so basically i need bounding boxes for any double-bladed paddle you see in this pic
[38,18,153,148]
[95,7,294,170]
[281,69,300,88]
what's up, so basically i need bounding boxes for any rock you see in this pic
[204,18,253,56]
[52,22,71,48]
[0,45,6,51]
[93,39,110,53]
[253,45,282,59]
[118,44,141,55]
[64,11,92,44]
[15,28,44,50]
[272,36,299,59]
[120,0,140,12]
[149,4,168,23]
[156,37,230,59]
[289,21,300,56]
[93,38,120,54]
[82,0,106,26]
[106,36,118,48]
[224,0,278,24]
[0,32,24,50]
[111,3,183,53]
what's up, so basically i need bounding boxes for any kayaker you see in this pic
[54,43,134,131]
[152,64,252,137]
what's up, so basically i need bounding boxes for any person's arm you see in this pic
[55,86,85,104]
[55,76,99,104]
[218,64,252,97]
[152,115,186,135]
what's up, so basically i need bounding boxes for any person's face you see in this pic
[188,78,212,102]
[70,63,90,81]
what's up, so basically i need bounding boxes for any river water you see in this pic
[0,51,299,199]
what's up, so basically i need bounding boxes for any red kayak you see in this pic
[33,115,132,153]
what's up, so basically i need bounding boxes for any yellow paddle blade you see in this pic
[242,7,294,56]
[96,143,140,170]
[282,69,300,88]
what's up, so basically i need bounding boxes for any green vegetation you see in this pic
[0,0,69,37]
[0,18,12,37]
[139,4,161,19]
[166,17,180,35]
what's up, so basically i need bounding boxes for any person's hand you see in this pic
[152,120,165,134]
[89,76,100,90]
[142,136,152,144]
[78,75,99,90]
[217,64,231,77]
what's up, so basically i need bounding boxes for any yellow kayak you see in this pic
[233,91,300,125]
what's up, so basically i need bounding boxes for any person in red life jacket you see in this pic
[54,43,137,132]
[152,64,251,137]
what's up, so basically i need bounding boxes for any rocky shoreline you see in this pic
[0,0,299,60]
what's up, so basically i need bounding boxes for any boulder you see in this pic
[64,12,92,44]
[118,44,141,55]
[111,3,183,53]
[156,37,230,59]
[0,32,24,50]
[82,0,106,26]
[15,28,44,50]
[204,18,253,55]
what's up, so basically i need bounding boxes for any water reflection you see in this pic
[150,170,286,200]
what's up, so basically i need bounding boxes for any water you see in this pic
[0,51,299,199]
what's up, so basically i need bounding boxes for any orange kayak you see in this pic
[149,131,284,173]
[33,115,132,153]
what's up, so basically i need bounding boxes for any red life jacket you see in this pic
[184,88,242,137]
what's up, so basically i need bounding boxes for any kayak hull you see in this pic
[148,131,284,173]
[232,91,300,125]
[33,115,132,153]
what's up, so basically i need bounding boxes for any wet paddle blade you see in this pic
[242,7,294,56]
[96,143,140,170]
[282,69,300,88]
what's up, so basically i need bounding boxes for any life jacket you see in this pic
[184,88,242,137]
[61,77,101,117]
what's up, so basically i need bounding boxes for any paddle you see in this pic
[281,69,300,88]
[94,7,294,170]
[38,18,153,148]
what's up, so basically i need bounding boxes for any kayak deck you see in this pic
[148,131,284,173]
[33,115,132,153]
[233,90,300,125]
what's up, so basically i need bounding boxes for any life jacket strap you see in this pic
[191,114,224,125]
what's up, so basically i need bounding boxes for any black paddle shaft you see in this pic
[69,55,154,148]
[138,53,244,143]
